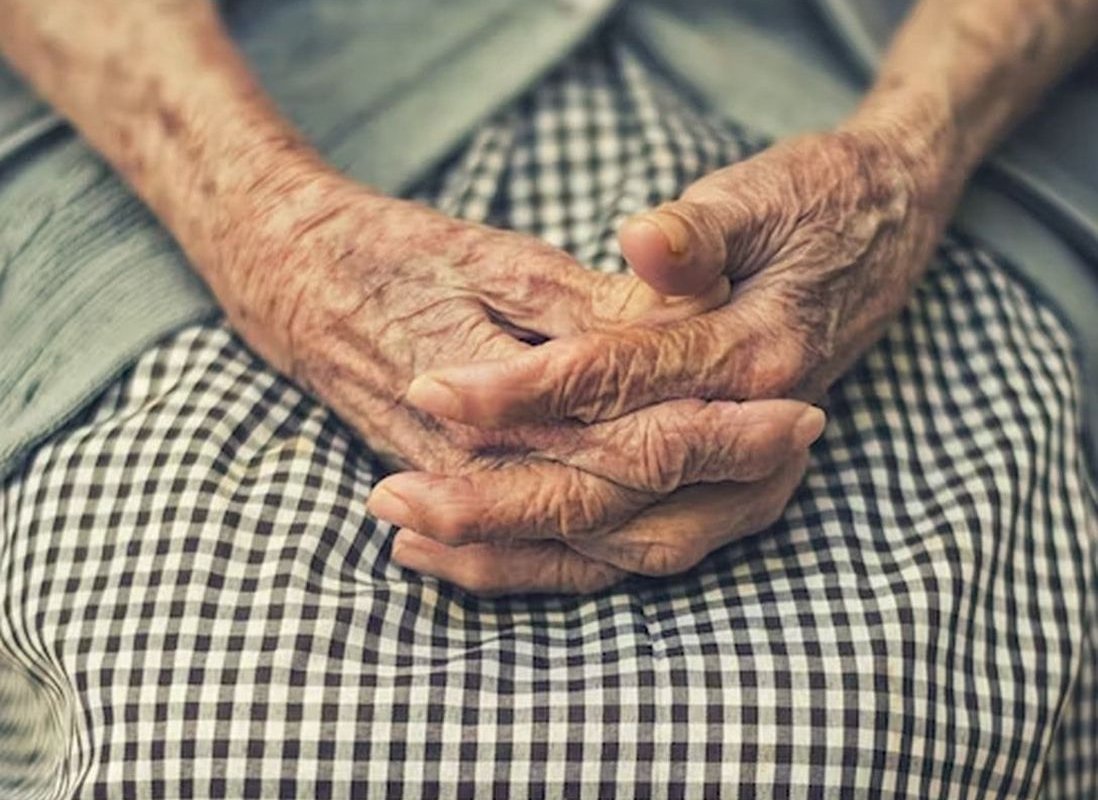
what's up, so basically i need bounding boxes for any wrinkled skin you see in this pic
[408,130,950,422]
[6,0,1093,598]
[397,128,951,593]
[214,171,826,595]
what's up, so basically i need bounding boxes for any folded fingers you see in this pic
[406,299,803,429]
[571,452,809,576]
[367,399,823,545]
[390,531,626,596]
[367,461,650,547]
[552,397,823,490]
[386,453,809,596]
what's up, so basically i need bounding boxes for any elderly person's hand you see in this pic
[378,449,813,595]
[373,0,1098,595]
[217,168,827,594]
[218,166,731,473]
[389,122,954,592]
[0,0,831,596]
[404,125,951,421]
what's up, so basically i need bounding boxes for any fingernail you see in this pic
[634,211,690,256]
[792,407,827,449]
[390,532,420,565]
[391,531,440,572]
[406,374,462,417]
[392,541,429,571]
[366,483,415,526]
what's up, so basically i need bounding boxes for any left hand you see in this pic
[386,126,953,595]
[403,126,953,424]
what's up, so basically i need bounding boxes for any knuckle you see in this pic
[557,338,639,423]
[693,402,762,481]
[434,471,566,547]
[637,418,689,494]
[590,273,649,326]
[658,318,721,398]
[552,472,610,541]
[749,341,805,396]
[648,401,767,485]
[451,313,498,360]
[722,419,782,483]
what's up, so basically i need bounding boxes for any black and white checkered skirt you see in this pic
[2,39,1096,799]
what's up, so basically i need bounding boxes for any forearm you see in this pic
[0,0,338,298]
[844,0,1098,195]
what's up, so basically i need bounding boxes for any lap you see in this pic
[1,38,1095,799]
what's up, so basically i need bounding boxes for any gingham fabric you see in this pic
[2,38,1096,800]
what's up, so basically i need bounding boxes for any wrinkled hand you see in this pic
[405,127,949,421]
[378,449,812,595]
[393,128,951,593]
[214,170,825,594]
[223,171,719,470]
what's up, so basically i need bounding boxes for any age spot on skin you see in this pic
[39,36,71,73]
[156,104,184,138]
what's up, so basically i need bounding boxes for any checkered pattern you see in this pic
[1,39,1096,799]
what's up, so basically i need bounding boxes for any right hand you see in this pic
[212,169,826,592]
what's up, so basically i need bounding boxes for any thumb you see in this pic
[618,195,754,297]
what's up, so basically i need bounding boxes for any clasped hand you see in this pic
[225,129,943,595]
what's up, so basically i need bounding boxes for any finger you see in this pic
[482,250,728,340]
[366,461,651,547]
[585,272,731,328]
[390,530,625,596]
[572,452,809,576]
[530,398,825,490]
[406,299,803,427]
[618,199,741,296]
[366,399,823,546]
[618,160,780,297]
